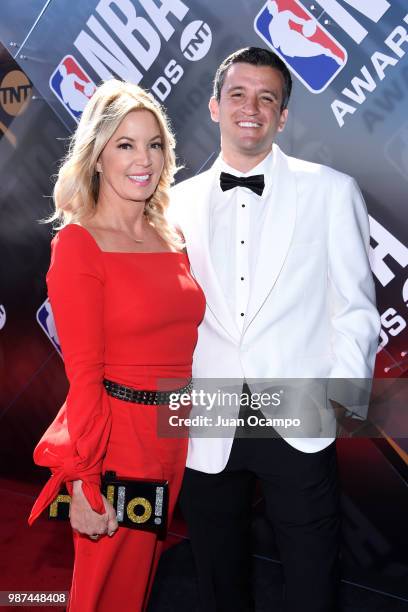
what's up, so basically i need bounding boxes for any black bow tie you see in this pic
[219,172,265,196]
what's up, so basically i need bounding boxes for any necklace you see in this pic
[127,216,149,243]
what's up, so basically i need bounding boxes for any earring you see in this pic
[96,163,103,174]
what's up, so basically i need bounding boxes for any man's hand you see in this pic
[69,480,118,539]
[329,399,350,438]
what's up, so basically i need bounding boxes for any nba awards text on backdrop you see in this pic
[331,13,408,128]
[253,0,408,128]
[49,0,212,122]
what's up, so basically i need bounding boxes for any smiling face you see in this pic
[209,62,288,171]
[96,109,165,209]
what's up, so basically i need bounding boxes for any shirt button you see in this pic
[241,240,244,244]
[240,313,244,317]
[242,204,245,208]
[240,277,244,281]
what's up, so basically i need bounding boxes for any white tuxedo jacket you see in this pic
[169,144,380,472]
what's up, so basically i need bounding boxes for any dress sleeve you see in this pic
[29,225,111,525]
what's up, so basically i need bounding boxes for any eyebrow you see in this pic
[228,85,279,97]
[115,134,162,142]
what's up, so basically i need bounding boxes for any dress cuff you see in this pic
[66,476,105,514]
[28,470,104,526]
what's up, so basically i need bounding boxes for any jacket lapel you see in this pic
[180,167,240,342]
[244,145,297,335]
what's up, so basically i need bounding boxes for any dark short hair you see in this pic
[213,47,292,111]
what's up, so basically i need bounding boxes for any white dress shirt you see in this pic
[209,150,275,332]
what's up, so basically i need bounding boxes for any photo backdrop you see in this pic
[0,0,407,598]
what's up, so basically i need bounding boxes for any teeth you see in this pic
[129,175,149,181]
[238,122,260,128]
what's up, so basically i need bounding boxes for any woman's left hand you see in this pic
[70,479,118,539]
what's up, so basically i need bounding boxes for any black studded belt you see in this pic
[103,378,193,405]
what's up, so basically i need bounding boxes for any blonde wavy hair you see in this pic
[48,79,182,248]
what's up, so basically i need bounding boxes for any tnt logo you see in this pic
[180,20,212,62]
[254,0,347,93]
[49,55,96,121]
[36,299,61,356]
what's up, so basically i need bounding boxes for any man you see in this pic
[170,47,379,611]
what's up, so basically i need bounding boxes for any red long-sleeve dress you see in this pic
[29,224,205,611]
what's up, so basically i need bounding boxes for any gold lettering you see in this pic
[49,494,71,517]
[106,484,115,505]
[127,497,152,523]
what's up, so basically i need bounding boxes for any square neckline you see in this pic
[70,223,185,255]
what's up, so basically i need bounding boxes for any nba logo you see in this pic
[254,0,347,93]
[49,55,96,121]
[36,299,62,356]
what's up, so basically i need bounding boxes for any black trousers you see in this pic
[179,391,340,612]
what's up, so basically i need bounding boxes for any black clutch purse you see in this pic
[48,471,169,540]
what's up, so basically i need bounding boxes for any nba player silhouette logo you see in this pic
[254,0,347,93]
[36,299,62,356]
[50,55,96,121]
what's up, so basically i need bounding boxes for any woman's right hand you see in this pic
[69,480,118,539]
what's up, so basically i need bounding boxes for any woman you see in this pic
[28,80,205,611]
